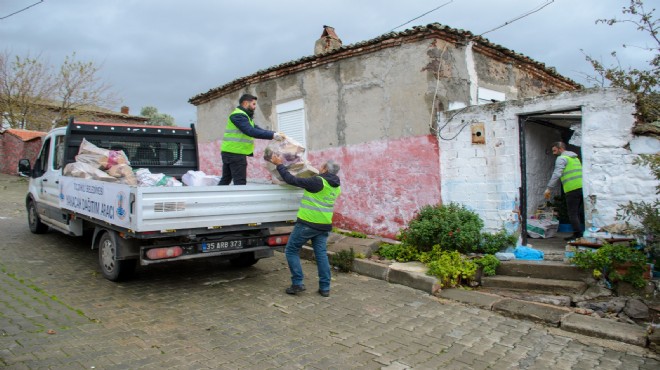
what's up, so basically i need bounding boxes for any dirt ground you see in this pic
[0,173,29,218]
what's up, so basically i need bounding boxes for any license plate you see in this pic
[202,240,243,252]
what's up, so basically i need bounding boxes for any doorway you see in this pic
[518,109,584,247]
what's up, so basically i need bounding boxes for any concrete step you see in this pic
[481,275,588,295]
[496,260,591,281]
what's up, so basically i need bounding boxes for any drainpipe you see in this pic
[465,41,478,105]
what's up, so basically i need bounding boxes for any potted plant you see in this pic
[570,243,648,288]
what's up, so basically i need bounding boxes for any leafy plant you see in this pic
[332,228,367,238]
[330,248,355,272]
[584,0,659,125]
[479,230,517,255]
[376,243,419,262]
[424,249,478,288]
[570,243,648,288]
[616,154,660,263]
[398,203,483,253]
[475,254,500,276]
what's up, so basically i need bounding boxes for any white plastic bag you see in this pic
[182,170,220,186]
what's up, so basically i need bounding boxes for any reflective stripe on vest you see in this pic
[560,155,583,193]
[221,108,255,155]
[297,177,341,225]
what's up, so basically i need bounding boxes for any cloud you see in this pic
[2,0,653,125]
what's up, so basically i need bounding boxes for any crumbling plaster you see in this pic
[193,35,585,237]
[439,88,657,235]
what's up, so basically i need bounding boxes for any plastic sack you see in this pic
[63,162,119,182]
[263,136,318,184]
[135,168,182,187]
[495,252,516,261]
[77,138,129,169]
[513,246,544,260]
[526,218,559,239]
[107,164,137,185]
[182,170,220,186]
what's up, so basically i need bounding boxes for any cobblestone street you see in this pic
[1,175,659,369]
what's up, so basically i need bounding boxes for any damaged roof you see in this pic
[189,22,581,106]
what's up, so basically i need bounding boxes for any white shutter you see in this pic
[276,99,306,151]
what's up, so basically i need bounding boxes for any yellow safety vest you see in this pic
[560,155,582,193]
[221,108,254,155]
[297,177,341,225]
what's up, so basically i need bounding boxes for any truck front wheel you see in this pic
[98,231,136,281]
[27,200,49,234]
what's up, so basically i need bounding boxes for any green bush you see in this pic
[475,254,500,276]
[376,243,419,262]
[570,243,647,288]
[398,203,483,253]
[425,249,478,288]
[479,230,517,255]
[330,248,355,272]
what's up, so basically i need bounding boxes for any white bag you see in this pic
[182,170,220,186]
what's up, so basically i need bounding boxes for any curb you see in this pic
[299,244,654,350]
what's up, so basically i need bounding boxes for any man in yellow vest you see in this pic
[544,141,583,241]
[219,94,285,185]
[270,155,341,297]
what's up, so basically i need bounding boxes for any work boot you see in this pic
[285,284,306,295]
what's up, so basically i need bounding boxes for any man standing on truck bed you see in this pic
[219,94,285,185]
[270,155,341,298]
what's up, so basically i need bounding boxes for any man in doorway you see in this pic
[270,155,341,298]
[544,141,583,241]
[219,94,285,185]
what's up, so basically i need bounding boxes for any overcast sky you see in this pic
[2,0,655,126]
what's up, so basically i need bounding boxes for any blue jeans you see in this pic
[285,223,331,292]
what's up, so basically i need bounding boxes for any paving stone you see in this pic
[0,173,658,368]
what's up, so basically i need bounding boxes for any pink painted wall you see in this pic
[199,135,442,239]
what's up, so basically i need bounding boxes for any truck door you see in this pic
[32,134,65,222]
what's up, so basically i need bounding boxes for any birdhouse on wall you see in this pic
[471,122,485,144]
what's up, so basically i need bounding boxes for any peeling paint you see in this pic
[198,135,441,239]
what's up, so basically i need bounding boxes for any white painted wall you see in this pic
[438,88,659,234]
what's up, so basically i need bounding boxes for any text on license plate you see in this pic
[202,240,243,252]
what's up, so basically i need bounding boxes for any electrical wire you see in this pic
[0,0,44,20]
[390,1,453,32]
[478,0,554,37]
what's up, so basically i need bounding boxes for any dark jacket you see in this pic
[275,164,341,231]
[229,106,275,141]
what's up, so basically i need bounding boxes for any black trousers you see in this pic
[219,152,248,185]
[565,188,584,237]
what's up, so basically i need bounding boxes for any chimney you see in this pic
[314,25,342,55]
[120,106,129,115]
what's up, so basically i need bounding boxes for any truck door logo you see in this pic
[116,191,127,220]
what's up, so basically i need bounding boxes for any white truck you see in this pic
[18,119,302,281]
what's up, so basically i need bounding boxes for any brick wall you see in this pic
[0,133,43,175]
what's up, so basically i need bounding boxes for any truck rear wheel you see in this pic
[27,200,49,234]
[98,230,136,281]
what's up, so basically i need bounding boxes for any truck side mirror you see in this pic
[17,159,31,177]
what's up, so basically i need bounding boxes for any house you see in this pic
[1,105,147,175]
[188,23,657,239]
[0,128,46,175]
[2,103,148,132]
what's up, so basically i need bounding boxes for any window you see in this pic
[55,135,66,170]
[34,138,50,177]
[478,87,506,105]
[276,99,306,151]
